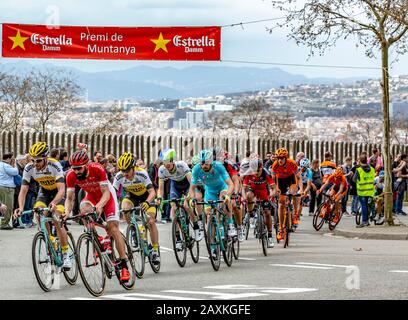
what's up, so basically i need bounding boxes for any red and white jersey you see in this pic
[66,162,111,201]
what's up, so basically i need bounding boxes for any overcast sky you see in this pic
[0,0,406,79]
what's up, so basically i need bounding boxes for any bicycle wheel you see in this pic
[32,232,55,292]
[260,217,268,256]
[328,210,343,231]
[232,233,240,260]
[111,233,136,290]
[355,209,362,225]
[284,211,290,248]
[188,219,200,263]
[313,203,327,231]
[207,216,221,271]
[63,231,79,285]
[146,226,161,273]
[222,217,233,267]
[243,213,250,240]
[272,203,279,236]
[172,216,187,267]
[126,224,145,279]
[76,233,105,297]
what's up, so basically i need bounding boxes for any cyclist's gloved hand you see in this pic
[141,201,150,212]
[13,208,21,219]
[223,194,230,202]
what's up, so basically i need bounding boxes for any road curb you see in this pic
[334,228,408,240]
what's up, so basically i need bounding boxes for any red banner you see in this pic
[2,24,221,60]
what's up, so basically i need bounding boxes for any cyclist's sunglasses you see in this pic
[33,158,45,163]
[277,157,286,160]
[121,167,133,173]
[72,165,86,171]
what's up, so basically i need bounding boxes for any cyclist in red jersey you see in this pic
[64,150,130,282]
[242,158,277,247]
[271,148,301,240]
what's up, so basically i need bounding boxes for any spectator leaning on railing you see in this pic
[0,152,19,230]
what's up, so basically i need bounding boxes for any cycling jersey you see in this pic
[321,161,337,183]
[327,174,348,191]
[158,161,190,182]
[113,167,153,197]
[66,162,118,221]
[243,169,274,200]
[223,161,238,177]
[271,159,298,179]
[22,158,64,192]
[192,161,230,201]
[300,168,313,184]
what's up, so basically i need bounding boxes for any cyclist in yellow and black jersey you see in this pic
[14,142,71,270]
[113,152,160,265]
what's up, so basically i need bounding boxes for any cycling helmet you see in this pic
[69,150,89,166]
[117,152,135,171]
[199,150,213,164]
[379,170,384,178]
[333,167,344,178]
[191,155,200,166]
[162,148,176,163]
[275,148,288,158]
[299,158,310,168]
[29,142,49,157]
[249,158,263,172]
[211,146,224,161]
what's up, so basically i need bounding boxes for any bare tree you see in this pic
[269,0,408,225]
[0,73,31,131]
[258,111,295,141]
[230,98,267,151]
[89,102,127,135]
[391,113,408,145]
[28,68,82,135]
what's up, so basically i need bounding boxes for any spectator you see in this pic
[296,152,305,165]
[263,152,272,166]
[354,155,376,228]
[59,149,70,173]
[100,158,113,181]
[368,148,383,173]
[0,152,19,230]
[392,154,408,215]
[309,159,323,216]
[14,155,32,227]
[349,160,360,215]
[136,159,146,169]
[264,153,275,171]
[341,157,353,216]
[148,158,163,190]
[93,150,103,163]
[49,148,60,161]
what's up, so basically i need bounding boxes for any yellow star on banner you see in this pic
[9,30,29,50]
[150,32,171,53]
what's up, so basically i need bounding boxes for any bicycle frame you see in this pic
[197,200,226,252]
[22,208,63,267]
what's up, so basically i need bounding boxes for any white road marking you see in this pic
[199,256,209,260]
[104,293,202,300]
[70,297,100,300]
[160,246,174,252]
[163,290,267,300]
[297,262,351,268]
[270,264,333,270]
[238,257,257,261]
[389,270,408,273]
[204,284,318,293]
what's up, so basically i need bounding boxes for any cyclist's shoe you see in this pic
[152,250,161,265]
[277,229,284,241]
[267,236,275,248]
[194,228,204,241]
[249,217,255,229]
[120,267,130,282]
[292,215,299,227]
[211,249,218,260]
[332,214,340,224]
[238,227,245,242]
[175,240,183,252]
[62,253,72,271]
[227,224,237,237]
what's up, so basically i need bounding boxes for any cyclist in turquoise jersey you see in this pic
[189,150,236,239]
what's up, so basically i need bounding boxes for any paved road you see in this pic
[1,208,408,300]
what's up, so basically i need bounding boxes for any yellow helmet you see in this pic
[29,142,49,157]
[275,148,288,159]
[117,152,135,171]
